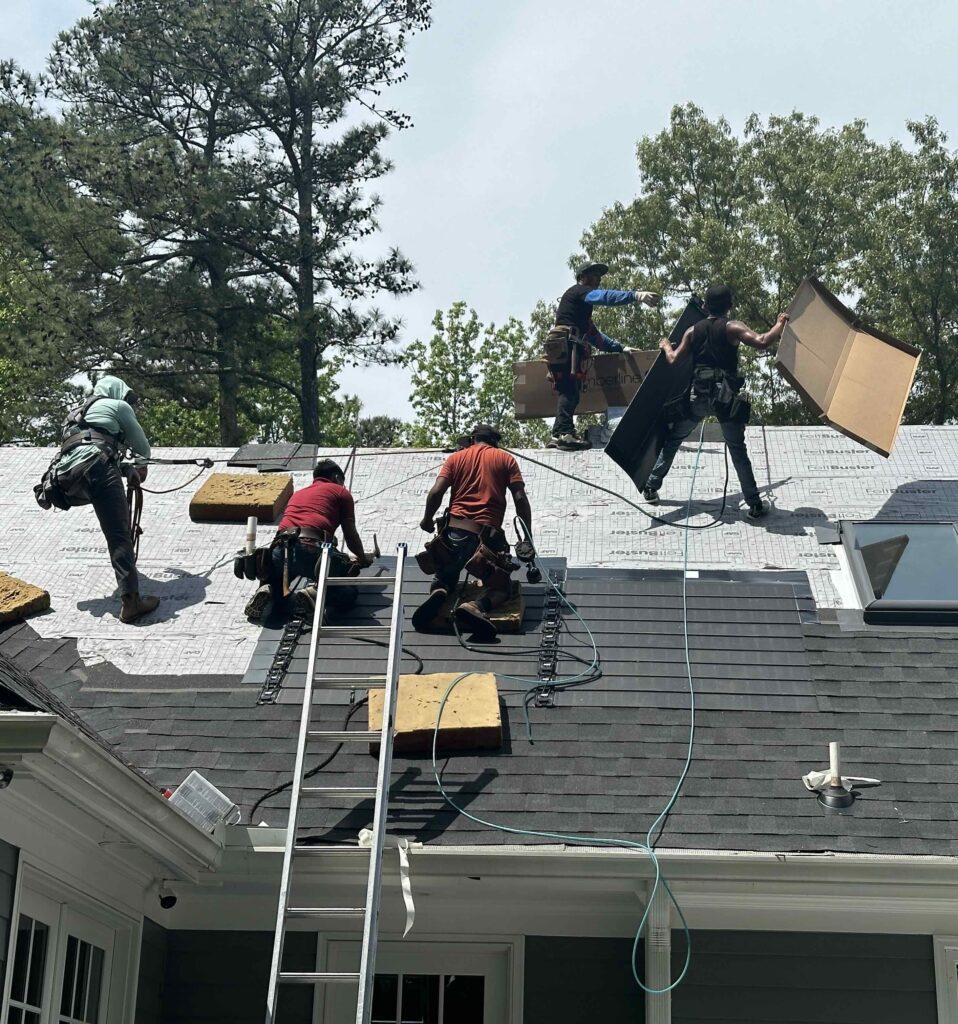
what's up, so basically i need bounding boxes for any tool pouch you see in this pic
[416,532,457,576]
[543,327,571,365]
[465,527,519,584]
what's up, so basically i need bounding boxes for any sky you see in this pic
[8,0,958,419]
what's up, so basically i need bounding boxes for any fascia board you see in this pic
[0,711,221,880]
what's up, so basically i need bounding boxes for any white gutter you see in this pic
[0,711,221,881]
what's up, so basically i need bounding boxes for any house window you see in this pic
[840,520,958,624]
[321,939,517,1024]
[370,972,484,1024]
[4,871,126,1024]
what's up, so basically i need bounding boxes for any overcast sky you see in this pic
[8,0,958,419]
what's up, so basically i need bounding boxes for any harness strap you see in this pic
[127,476,143,562]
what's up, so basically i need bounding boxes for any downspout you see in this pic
[645,883,672,1024]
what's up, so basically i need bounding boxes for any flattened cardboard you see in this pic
[604,299,708,490]
[513,350,657,420]
[776,278,920,458]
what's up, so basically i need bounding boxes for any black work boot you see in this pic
[747,499,768,519]
[642,486,660,505]
[119,593,160,624]
[412,587,448,631]
[454,600,498,642]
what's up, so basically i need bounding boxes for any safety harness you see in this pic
[34,396,126,510]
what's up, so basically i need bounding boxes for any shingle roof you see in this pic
[2,426,958,858]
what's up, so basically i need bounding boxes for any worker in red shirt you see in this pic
[413,423,533,640]
[244,459,373,621]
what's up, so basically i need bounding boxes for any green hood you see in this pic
[92,375,132,402]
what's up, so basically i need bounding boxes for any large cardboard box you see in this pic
[776,278,920,457]
[513,350,657,420]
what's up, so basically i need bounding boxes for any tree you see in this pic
[406,303,480,446]
[476,318,549,446]
[575,103,885,424]
[356,415,406,447]
[854,118,958,424]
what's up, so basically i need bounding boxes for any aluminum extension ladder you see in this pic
[265,543,408,1024]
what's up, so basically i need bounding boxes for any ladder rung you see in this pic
[317,625,391,636]
[307,729,380,742]
[294,844,369,856]
[280,972,360,984]
[301,786,377,799]
[286,907,365,919]
[327,576,396,586]
[313,675,387,688]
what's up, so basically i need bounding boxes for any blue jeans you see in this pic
[647,416,760,505]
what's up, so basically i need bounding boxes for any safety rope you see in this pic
[126,478,144,562]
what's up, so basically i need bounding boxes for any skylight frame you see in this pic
[841,520,958,625]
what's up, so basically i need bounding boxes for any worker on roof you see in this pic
[244,459,374,622]
[413,423,532,641]
[647,284,789,519]
[545,261,660,451]
[47,375,157,623]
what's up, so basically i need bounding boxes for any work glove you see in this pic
[136,466,148,482]
[419,518,435,534]
[635,291,661,307]
[357,553,375,568]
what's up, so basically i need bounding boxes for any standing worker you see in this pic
[50,375,158,623]
[413,424,532,641]
[545,261,660,451]
[645,284,788,519]
[244,459,374,621]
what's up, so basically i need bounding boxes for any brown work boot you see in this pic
[119,593,160,624]
[244,584,272,622]
[412,587,448,631]
[454,600,498,642]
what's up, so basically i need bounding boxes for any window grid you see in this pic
[8,915,49,1024]
[372,972,483,1024]
[57,936,105,1024]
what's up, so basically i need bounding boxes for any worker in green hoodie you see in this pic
[54,375,159,623]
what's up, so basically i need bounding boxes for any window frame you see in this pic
[316,935,524,1024]
[840,519,958,625]
[934,935,958,1024]
[1,863,138,1024]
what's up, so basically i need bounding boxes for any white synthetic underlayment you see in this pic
[1,426,956,676]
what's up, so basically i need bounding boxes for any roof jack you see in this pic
[258,612,307,704]
[535,567,567,706]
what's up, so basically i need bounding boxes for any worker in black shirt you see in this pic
[545,262,659,451]
[646,284,788,519]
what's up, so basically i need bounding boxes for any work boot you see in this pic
[642,486,659,505]
[119,593,160,624]
[455,600,498,642]
[551,433,590,452]
[293,584,318,618]
[747,499,769,519]
[244,584,272,623]
[412,587,448,631]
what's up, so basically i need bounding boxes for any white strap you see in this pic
[358,829,420,938]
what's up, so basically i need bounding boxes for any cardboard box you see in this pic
[514,350,657,420]
[367,672,501,754]
[189,473,294,523]
[776,278,920,457]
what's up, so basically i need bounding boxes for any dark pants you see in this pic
[88,458,139,595]
[551,374,581,436]
[647,415,760,505]
[268,541,356,609]
[432,529,480,593]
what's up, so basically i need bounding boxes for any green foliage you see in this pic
[356,415,407,448]
[406,303,548,447]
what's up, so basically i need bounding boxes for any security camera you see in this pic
[157,883,177,910]
[0,767,13,790]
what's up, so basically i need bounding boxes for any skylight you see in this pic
[841,521,958,625]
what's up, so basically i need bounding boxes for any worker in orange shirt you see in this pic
[413,424,532,641]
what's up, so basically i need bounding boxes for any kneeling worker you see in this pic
[646,284,788,519]
[51,375,158,623]
[413,424,532,640]
[244,459,374,621]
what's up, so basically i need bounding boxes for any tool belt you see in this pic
[465,525,518,589]
[689,366,751,424]
[544,326,592,386]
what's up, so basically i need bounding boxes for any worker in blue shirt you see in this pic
[544,262,659,450]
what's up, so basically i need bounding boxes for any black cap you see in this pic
[704,284,734,314]
[575,261,609,280]
[472,423,501,444]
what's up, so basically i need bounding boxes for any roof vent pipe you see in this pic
[818,741,855,809]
